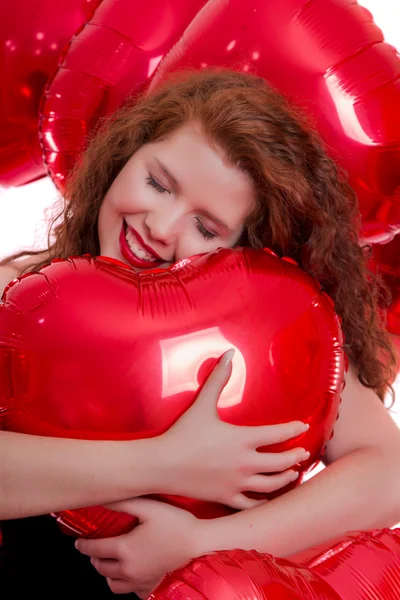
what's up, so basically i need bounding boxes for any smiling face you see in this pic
[97,122,256,271]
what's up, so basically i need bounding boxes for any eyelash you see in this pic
[146,175,168,194]
[146,174,217,241]
[195,218,217,240]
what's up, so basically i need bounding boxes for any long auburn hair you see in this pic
[3,68,397,401]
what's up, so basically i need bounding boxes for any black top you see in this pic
[0,516,139,599]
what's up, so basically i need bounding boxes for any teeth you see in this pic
[125,228,157,262]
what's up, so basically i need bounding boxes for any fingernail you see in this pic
[75,541,81,550]
[219,348,235,367]
[301,450,311,461]
[301,423,310,432]
[290,471,300,481]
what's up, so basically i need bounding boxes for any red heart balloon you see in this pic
[150,550,341,600]
[149,0,400,243]
[0,247,345,538]
[38,0,208,190]
[0,0,101,187]
[150,528,400,600]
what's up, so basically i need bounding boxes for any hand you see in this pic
[159,349,310,510]
[75,498,201,598]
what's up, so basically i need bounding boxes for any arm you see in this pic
[0,380,307,521]
[1,261,157,517]
[74,363,400,597]
[0,358,308,520]
[0,431,167,519]
[0,263,309,521]
[195,362,400,558]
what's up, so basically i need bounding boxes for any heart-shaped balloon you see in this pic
[0,0,101,187]
[149,0,400,243]
[149,528,400,600]
[0,247,345,538]
[38,0,208,190]
[38,0,400,240]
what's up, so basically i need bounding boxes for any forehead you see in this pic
[139,123,257,221]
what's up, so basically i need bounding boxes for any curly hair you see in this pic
[3,68,397,401]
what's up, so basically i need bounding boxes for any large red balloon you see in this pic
[0,0,101,187]
[0,248,345,538]
[149,0,400,243]
[150,528,400,600]
[38,0,208,190]
[38,0,400,241]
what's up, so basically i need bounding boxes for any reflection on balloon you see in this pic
[160,328,246,408]
[0,247,345,538]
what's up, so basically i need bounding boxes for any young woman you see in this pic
[0,68,399,598]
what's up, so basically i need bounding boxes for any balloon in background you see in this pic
[149,0,400,244]
[0,0,101,187]
[0,248,345,538]
[38,0,208,191]
[150,528,400,600]
[369,235,400,336]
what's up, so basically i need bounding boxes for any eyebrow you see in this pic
[154,158,235,235]
[155,158,180,189]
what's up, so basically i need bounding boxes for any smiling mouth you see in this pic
[119,221,164,268]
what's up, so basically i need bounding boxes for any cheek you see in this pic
[105,171,152,215]
[126,181,158,214]
[176,230,234,262]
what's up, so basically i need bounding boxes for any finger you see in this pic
[91,557,121,579]
[194,349,234,411]
[248,421,309,447]
[247,469,300,494]
[253,447,310,472]
[75,536,121,559]
[227,493,269,510]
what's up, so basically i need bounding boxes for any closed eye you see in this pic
[146,174,169,194]
[147,173,217,241]
[195,217,217,240]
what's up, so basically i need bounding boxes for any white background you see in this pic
[0,0,399,423]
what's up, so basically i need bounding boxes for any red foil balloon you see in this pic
[149,0,400,243]
[150,528,400,600]
[38,0,208,190]
[0,248,345,538]
[0,0,101,187]
[151,550,340,600]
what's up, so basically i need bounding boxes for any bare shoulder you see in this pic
[0,265,20,297]
[323,361,400,464]
[0,251,50,297]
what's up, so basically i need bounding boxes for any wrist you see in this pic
[193,517,231,558]
[126,436,173,496]
[128,433,195,496]
[194,510,263,558]
[145,432,191,496]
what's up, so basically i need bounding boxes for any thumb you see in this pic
[104,497,174,520]
[193,348,234,412]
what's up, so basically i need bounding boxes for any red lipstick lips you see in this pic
[119,221,163,269]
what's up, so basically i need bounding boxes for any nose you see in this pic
[144,207,181,247]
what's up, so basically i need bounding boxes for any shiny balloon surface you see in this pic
[0,248,344,537]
